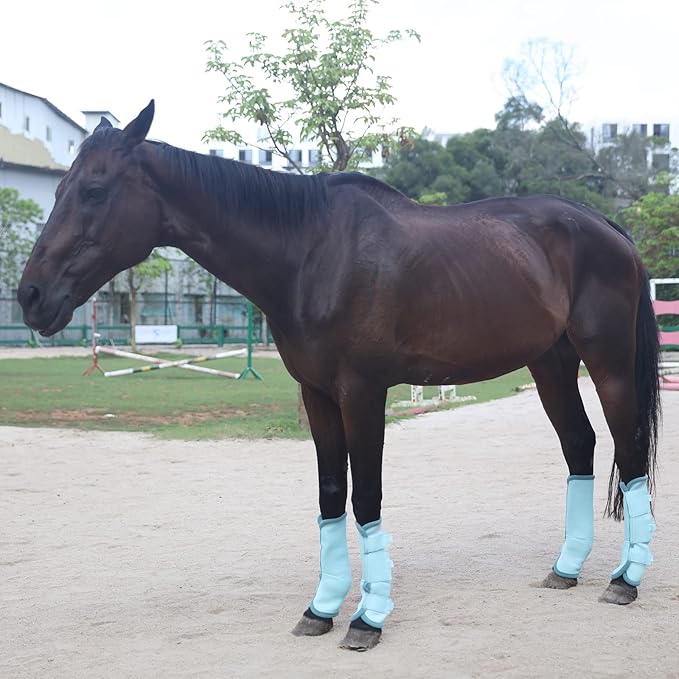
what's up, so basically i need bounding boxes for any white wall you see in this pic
[0,165,62,219]
[0,84,87,167]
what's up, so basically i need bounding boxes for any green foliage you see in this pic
[418,192,447,206]
[494,95,543,130]
[621,193,679,277]
[204,0,419,172]
[0,188,43,293]
[129,249,173,290]
[382,119,608,210]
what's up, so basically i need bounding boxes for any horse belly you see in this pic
[392,287,567,385]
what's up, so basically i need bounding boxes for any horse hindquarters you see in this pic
[566,276,659,603]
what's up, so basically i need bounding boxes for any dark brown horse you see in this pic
[18,102,660,651]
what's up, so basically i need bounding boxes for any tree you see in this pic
[621,193,679,278]
[205,0,418,427]
[0,188,43,294]
[381,137,468,203]
[502,38,581,122]
[204,0,419,172]
[125,250,173,351]
[502,39,677,205]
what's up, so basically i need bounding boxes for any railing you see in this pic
[0,323,273,348]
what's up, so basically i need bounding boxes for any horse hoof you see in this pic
[599,577,638,605]
[339,620,382,651]
[291,609,333,637]
[541,571,578,590]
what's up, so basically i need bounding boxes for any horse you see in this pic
[18,101,660,651]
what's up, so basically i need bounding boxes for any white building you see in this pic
[0,81,118,218]
[586,118,678,175]
[207,122,384,172]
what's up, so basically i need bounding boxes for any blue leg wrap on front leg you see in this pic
[553,475,594,579]
[351,519,394,629]
[611,476,655,587]
[309,513,352,618]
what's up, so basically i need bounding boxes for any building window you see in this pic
[68,140,75,154]
[289,149,302,164]
[632,123,647,137]
[258,149,273,165]
[208,149,223,157]
[238,149,252,163]
[653,123,670,139]
[308,149,321,166]
[24,116,30,132]
[46,126,52,142]
[652,153,670,172]
[601,123,617,141]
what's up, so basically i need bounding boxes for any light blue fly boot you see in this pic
[553,475,594,579]
[611,476,655,587]
[309,513,352,618]
[351,519,394,629]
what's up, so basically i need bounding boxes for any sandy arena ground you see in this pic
[2,378,678,678]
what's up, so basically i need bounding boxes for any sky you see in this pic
[2,0,677,152]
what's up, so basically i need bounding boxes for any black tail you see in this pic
[605,274,662,519]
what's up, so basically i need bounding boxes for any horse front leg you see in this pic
[338,385,393,652]
[292,385,351,637]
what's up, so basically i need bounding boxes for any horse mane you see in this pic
[148,141,329,229]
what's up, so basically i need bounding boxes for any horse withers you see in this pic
[18,102,660,651]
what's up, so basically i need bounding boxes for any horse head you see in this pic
[17,101,161,336]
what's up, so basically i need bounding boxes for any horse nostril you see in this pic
[19,284,42,310]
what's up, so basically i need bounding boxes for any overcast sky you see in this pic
[2,0,677,151]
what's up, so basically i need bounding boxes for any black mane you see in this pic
[150,141,329,229]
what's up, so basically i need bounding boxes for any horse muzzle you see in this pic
[17,282,74,336]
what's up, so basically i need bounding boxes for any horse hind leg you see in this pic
[527,335,597,590]
[569,292,658,605]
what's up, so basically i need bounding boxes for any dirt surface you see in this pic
[2,378,678,678]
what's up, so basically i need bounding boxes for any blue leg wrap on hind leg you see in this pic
[611,476,655,587]
[553,475,594,579]
[309,513,352,618]
[351,519,394,629]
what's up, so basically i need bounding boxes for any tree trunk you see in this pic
[298,384,310,431]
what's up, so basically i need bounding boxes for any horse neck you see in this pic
[142,143,317,317]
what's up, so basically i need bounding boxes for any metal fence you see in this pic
[0,295,271,347]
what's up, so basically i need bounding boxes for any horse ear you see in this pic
[94,117,112,133]
[122,99,155,148]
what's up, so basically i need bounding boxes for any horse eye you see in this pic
[82,186,107,204]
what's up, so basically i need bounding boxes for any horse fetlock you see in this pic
[351,519,394,629]
[611,476,655,587]
[309,513,352,618]
[553,475,594,579]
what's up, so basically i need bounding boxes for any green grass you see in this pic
[0,353,533,440]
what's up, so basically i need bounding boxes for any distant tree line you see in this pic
[376,96,679,278]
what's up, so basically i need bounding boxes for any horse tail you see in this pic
[605,272,662,520]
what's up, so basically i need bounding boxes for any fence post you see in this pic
[238,300,262,380]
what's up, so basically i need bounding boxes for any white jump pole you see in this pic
[96,346,246,378]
